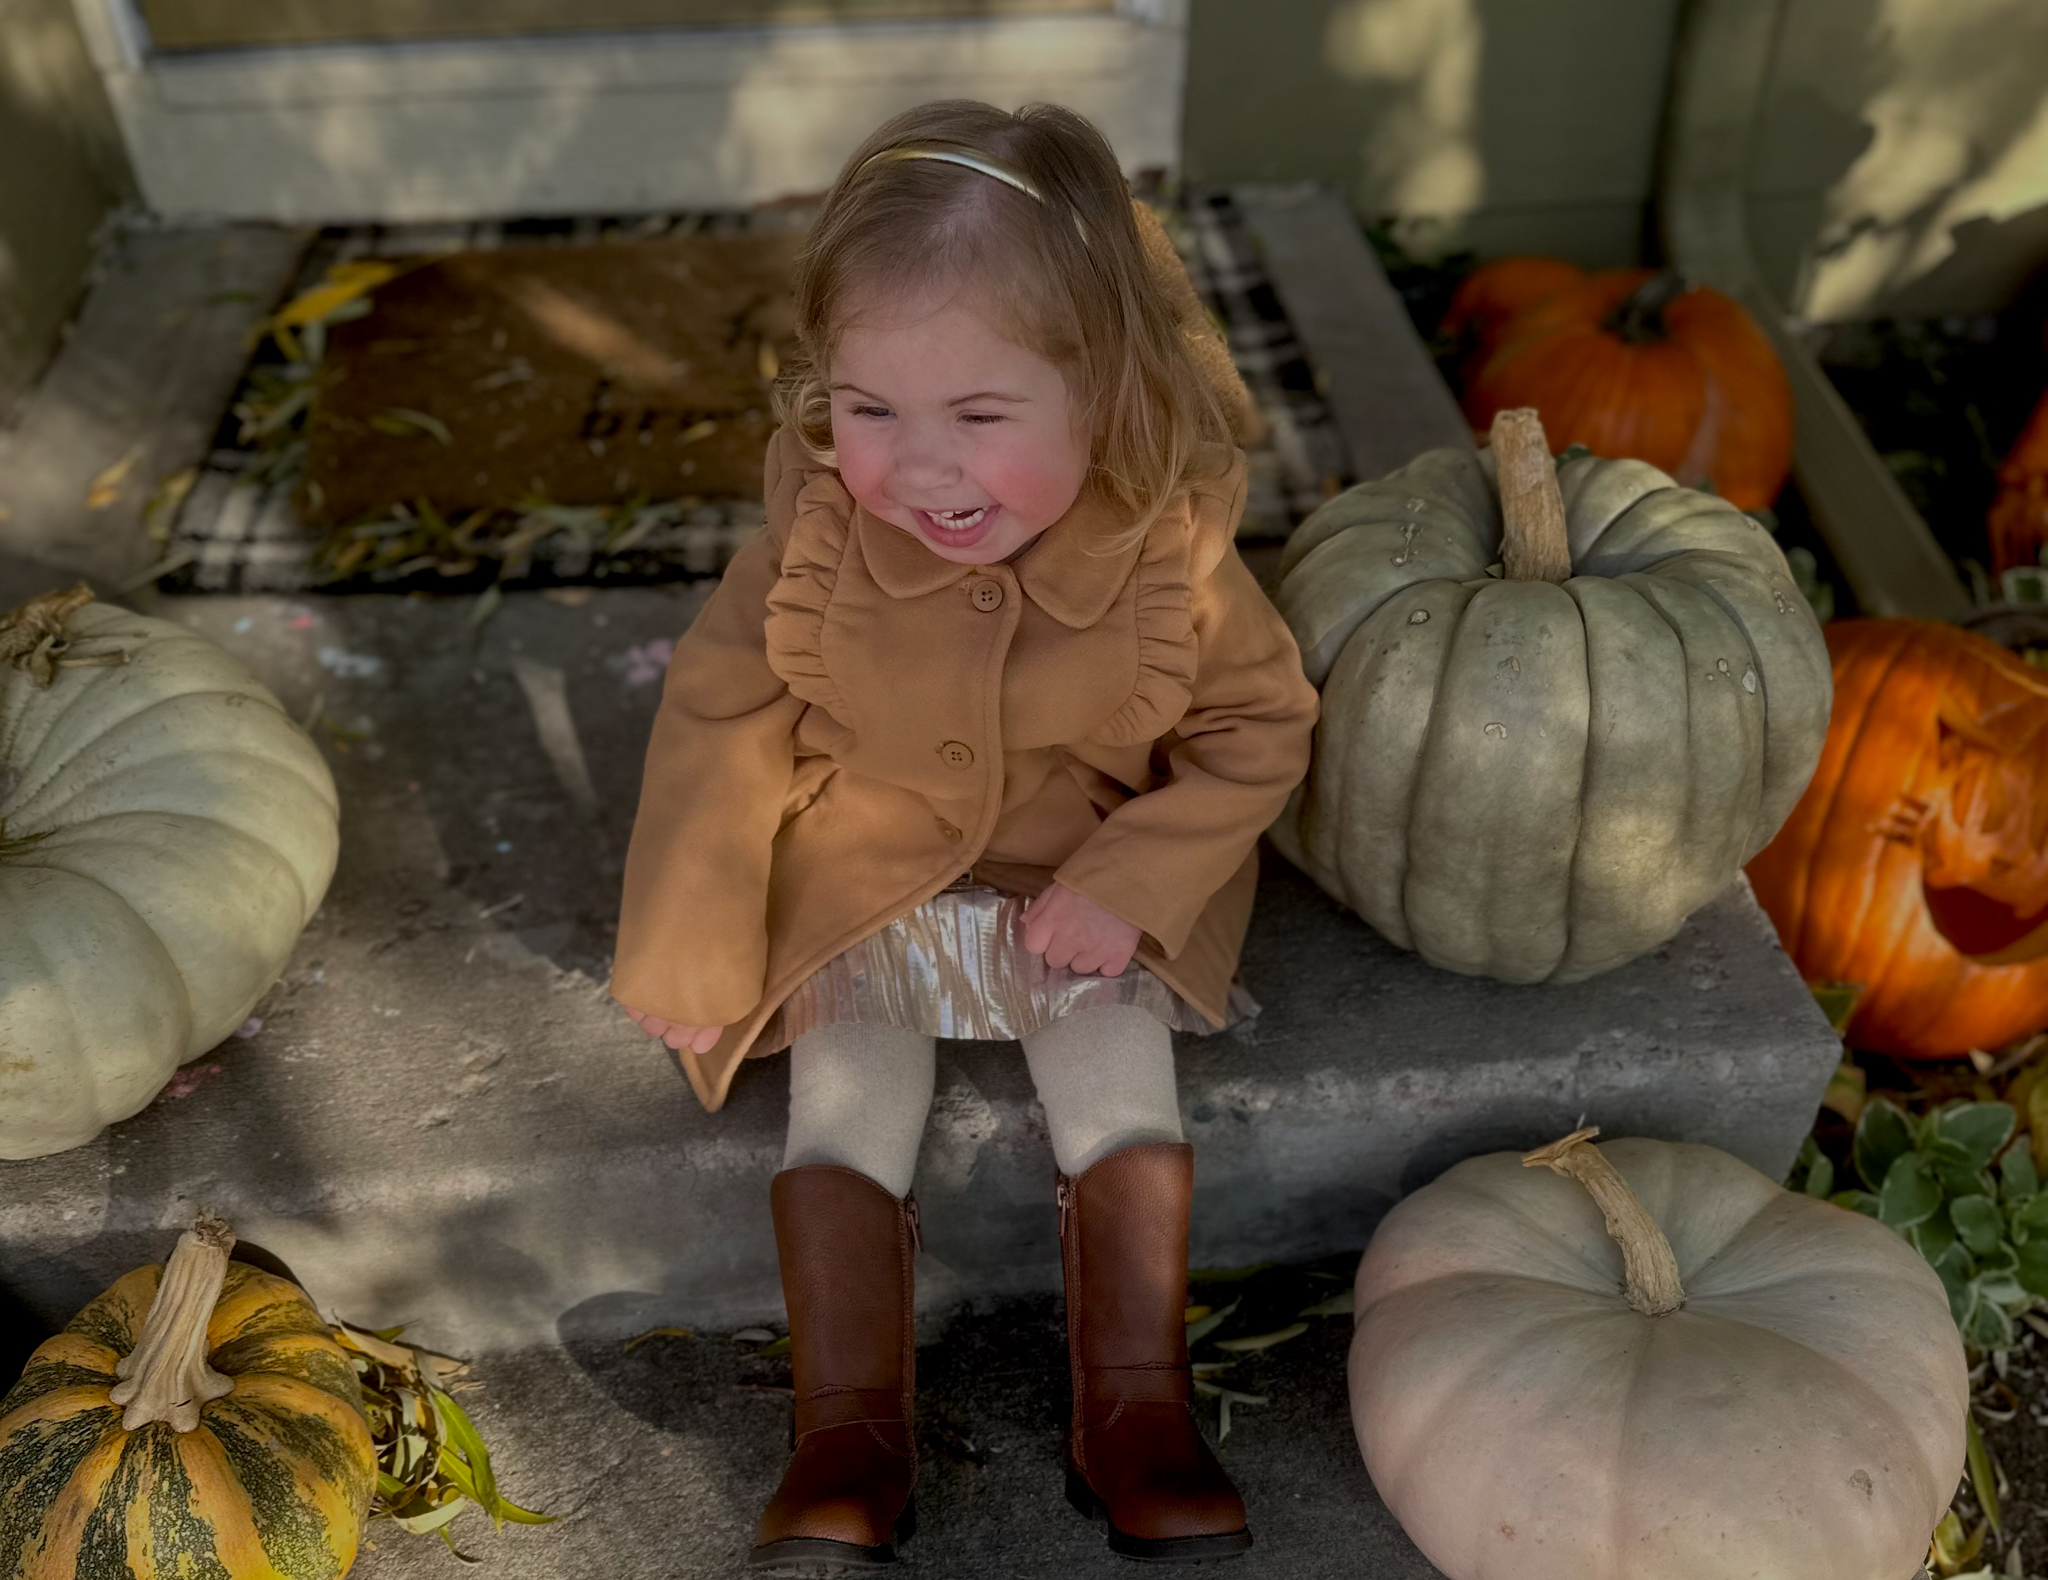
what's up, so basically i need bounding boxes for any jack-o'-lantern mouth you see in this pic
[1925,879,2048,964]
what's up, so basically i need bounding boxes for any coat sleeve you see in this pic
[1052,496,1320,958]
[608,430,812,1027]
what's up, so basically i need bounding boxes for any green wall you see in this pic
[0,0,133,415]
[1183,0,1684,269]
[1183,0,2048,317]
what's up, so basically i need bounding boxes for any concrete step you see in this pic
[0,583,1842,1364]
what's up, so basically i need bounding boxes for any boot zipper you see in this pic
[905,1195,923,1256]
[1056,1178,1073,1240]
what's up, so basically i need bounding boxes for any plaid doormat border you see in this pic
[160,190,1348,595]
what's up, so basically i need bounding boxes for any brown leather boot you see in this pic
[748,1165,920,1571]
[1057,1142,1253,1561]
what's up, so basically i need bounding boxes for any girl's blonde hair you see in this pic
[771,99,1236,550]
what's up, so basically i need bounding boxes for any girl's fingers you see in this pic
[691,1026,722,1054]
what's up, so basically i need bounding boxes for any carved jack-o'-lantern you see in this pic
[1747,618,2048,1057]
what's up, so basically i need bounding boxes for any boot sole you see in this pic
[747,1501,916,1572]
[1065,1470,1253,1563]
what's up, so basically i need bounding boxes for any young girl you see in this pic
[611,99,1317,1570]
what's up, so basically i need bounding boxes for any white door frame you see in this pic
[67,0,1189,223]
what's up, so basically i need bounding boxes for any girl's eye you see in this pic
[961,413,1005,426]
[849,405,891,419]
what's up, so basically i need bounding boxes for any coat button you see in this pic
[938,741,975,770]
[935,817,961,840]
[970,578,1005,612]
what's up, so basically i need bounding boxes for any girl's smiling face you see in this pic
[828,285,1090,564]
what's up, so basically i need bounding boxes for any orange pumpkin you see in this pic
[1438,255,1586,380]
[1988,390,2048,574]
[1462,268,1794,511]
[1747,618,2048,1057]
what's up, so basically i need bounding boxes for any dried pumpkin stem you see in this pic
[1522,1127,1685,1316]
[1491,408,1573,584]
[108,1213,239,1432]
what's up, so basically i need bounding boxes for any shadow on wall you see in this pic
[0,0,132,412]
[1792,0,2048,319]
[1321,0,1486,246]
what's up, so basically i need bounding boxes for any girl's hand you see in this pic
[620,1004,724,1055]
[1022,883,1143,977]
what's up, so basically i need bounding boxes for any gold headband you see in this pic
[855,142,1089,246]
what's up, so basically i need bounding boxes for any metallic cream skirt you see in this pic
[757,882,1258,1052]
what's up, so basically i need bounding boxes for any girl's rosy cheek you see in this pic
[982,444,1079,517]
[832,423,891,503]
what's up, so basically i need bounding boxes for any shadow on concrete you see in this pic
[0,1278,52,1377]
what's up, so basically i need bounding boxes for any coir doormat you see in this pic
[300,232,804,526]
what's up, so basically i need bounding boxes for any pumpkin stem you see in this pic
[1604,270,1691,344]
[1522,1127,1685,1316]
[1491,408,1573,584]
[0,583,98,689]
[108,1213,239,1432]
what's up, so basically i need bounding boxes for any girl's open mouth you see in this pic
[914,505,997,548]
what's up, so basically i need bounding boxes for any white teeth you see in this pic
[929,507,988,528]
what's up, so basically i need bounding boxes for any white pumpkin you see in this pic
[1269,410,1831,983]
[1350,1129,1967,1580]
[0,587,338,1159]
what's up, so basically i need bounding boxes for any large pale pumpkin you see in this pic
[1351,1129,1967,1580]
[0,587,338,1159]
[1270,411,1831,983]
[1747,618,2048,1057]
[0,1216,376,1578]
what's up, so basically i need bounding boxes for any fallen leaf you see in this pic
[1214,1322,1308,1353]
[679,419,719,445]
[1183,1300,1239,1346]
[1183,1305,1212,1324]
[1299,1289,1354,1318]
[86,445,144,509]
[369,408,454,446]
[1809,980,1861,1035]
[1821,1059,1868,1125]
[622,1325,694,1354]
[468,585,503,633]
[274,260,400,332]
[142,467,199,541]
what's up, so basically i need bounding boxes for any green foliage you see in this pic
[1822,1097,2048,1351]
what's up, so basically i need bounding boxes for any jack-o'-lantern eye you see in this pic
[1923,882,2048,964]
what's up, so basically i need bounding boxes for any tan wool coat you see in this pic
[612,427,1320,1110]
[611,207,1319,1112]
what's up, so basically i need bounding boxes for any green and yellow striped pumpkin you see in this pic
[0,1218,374,1578]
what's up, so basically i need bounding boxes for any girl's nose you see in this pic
[894,438,963,492]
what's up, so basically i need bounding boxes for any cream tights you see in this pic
[782,1004,1184,1197]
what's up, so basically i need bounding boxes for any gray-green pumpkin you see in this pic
[1269,412,1831,983]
